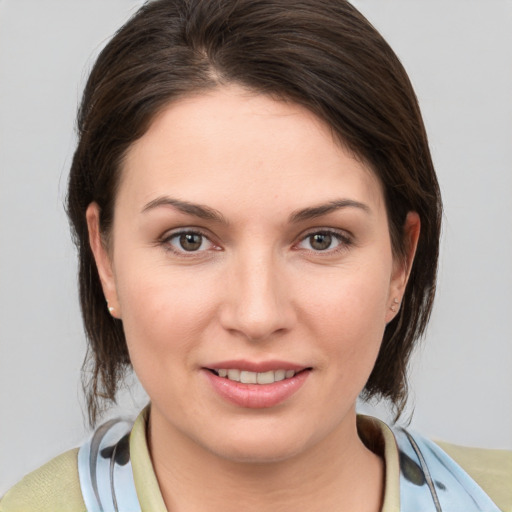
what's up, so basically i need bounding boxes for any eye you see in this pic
[296,230,351,252]
[163,230,217,254]
[177,233,204,251]
[308,233,335,251]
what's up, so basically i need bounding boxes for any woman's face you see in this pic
[88,85,418,463]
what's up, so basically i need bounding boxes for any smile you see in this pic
[212,369,297,384]
[204,366,311,408]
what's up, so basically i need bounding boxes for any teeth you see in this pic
[274,369,286,382]
[214,368,298,384]
[257,371,275,384]
[240,371,257,384]
[227,369,240,382]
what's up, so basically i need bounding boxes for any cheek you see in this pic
[302,259,391,328]
[114,261,220,366]
[298,259,391,369]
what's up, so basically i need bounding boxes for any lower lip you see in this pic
[204,369,310,408]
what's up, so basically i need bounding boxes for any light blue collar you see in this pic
[394,427,501,511]
[78,418,141,512]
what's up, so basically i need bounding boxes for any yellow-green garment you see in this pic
[1,409,511,512]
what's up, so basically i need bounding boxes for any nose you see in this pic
[219,250,295,342]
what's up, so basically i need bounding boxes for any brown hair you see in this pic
[67,0,442,426]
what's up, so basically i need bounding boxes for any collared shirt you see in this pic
[2,408,511,511]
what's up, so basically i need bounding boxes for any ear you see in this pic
[86,202,122,319]
[386,211,421,323]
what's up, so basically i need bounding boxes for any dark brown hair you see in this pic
[67,0,442,426]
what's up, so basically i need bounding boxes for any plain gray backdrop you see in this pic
[1,0,511,494]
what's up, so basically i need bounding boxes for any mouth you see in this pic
[203,364,312,408]
[207,368,309,385]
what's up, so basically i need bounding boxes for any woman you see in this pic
[1,1,510,511]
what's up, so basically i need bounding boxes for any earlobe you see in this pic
[86,203,121,319]
[387,211,421,321]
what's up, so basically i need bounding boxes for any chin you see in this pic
[211,440,305,465]
[197,422,318,465]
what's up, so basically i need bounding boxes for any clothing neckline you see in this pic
[129,407,400,512]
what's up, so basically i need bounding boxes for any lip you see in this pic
[205,359,306,372]
[203,363,311,408]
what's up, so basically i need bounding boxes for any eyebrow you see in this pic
[289,199,371,223]
[141,196,370,224]
[141,196,228,224]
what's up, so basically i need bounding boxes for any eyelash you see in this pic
[159,228,353,257]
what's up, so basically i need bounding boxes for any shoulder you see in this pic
[436,441,512,512]
[0,448,86,512]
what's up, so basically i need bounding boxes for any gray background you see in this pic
[1,0,511,494]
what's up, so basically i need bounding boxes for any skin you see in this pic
[87,85,420,512]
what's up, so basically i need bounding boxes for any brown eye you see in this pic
[164,230,218,256]
[296,230,351,254]
[179,233,203,251]
[309,233,333,251]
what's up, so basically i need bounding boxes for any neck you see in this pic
[148,407,384,512]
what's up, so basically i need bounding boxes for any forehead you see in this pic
[119,85,385,218]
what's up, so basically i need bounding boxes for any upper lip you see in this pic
[204,360,309,372]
